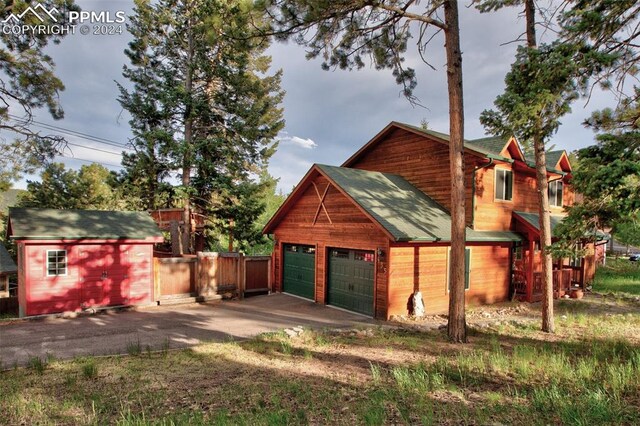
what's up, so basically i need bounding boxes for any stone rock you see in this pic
[284,329,297,338]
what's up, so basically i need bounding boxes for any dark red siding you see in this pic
[19,240,155,317]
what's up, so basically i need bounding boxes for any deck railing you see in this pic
[527,269,573,302]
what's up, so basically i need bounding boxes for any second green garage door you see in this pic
[283,244,316,300]
[328,248,375,316]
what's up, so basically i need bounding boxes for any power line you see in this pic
[55,154,123,169]
[66,141,124,156]
[7,114,134,151]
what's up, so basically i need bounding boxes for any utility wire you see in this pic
[7,114,134,151]
[66,141,124,156]
[55,154,122,168]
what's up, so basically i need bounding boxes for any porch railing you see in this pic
[528,269,573,302]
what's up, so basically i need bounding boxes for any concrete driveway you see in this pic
[0,294,374,369]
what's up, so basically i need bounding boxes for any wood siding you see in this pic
[271,174,389,319]
[19,241,154,317]
[474,163,575,231]
[349,128,480,226]
[387,242,512,317]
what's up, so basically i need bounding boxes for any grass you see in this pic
[2,303,639,425]
[2,268,639,424]
[593,258,640,296]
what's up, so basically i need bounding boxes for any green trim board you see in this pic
[8,208,164,240]
[317,164,522,243]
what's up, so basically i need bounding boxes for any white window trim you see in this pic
[549,180,564,207]
[494,167,513,202]
[446,247,471,292]
[46,249,68,277]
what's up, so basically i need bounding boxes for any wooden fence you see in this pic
[154,252,271,300]
[0,296,18,315]
[154,257,197,298]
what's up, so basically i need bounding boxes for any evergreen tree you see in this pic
[257,0,469,342]
[118,0,284,254]
[476,0,613,333]
[18,162,119,210]
[554,95,640,251]
[0,0,79,188]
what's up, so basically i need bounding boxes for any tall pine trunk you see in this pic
[526,0,554,333]
[444,0,467,343]
[181,4,195,255]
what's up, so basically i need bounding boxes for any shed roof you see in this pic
[316,164,521,242]
[8,208,164,241]
[0,244,17,274]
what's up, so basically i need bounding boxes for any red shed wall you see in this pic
[388,242,512,317]
[348,128,480,226]
[271,174,390,319]
[20,240,154,317]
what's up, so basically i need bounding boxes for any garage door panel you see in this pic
[328,248,374,316]
[283,244,315,300]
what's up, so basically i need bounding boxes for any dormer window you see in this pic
[495,169,513,201]
[549,181,563,207]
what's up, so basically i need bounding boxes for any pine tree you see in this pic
[476,0,614,333]
[0,0,79,188]
[119,0,284,252]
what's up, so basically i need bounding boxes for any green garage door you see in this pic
[328,248,375,316]
[283,244,316,300]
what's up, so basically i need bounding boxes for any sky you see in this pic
[9,0,618,193]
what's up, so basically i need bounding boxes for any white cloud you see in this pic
[278,133,318,149]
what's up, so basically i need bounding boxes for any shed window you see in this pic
[548,181,563,207]
[46,250,67,276]
[495,169,513,201]
[448,248,471,291]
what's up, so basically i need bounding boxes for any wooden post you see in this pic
[153,258,161,302]
[228,219,234,252]
[236,253,245,299]
[267,257,272,293]
[170,220,182,255]
[196,252,204,296]
[527,236,535,303]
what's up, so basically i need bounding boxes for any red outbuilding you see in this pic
[7,208,164,317]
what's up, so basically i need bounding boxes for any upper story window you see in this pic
[495,169,513,201]
[548,181,564,207]
[46,250,67,276]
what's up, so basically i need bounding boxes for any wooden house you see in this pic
[7,208,163,317]
[0,244,17,298]
[264,122,597,319]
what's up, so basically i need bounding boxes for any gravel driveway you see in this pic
[0,293,374,368]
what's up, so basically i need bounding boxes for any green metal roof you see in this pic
[0,244,17,274]
[514,211,566,233]
[524,150,566,171]
[318,164,521,243]
[8,208,163,240]
[514,211,608,240]
[468,136,509,156]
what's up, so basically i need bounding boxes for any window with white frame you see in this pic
[548,181,564,207]
[495,169,513,201]
[46,250,67,276]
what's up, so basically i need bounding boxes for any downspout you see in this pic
[471,157,494,229]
